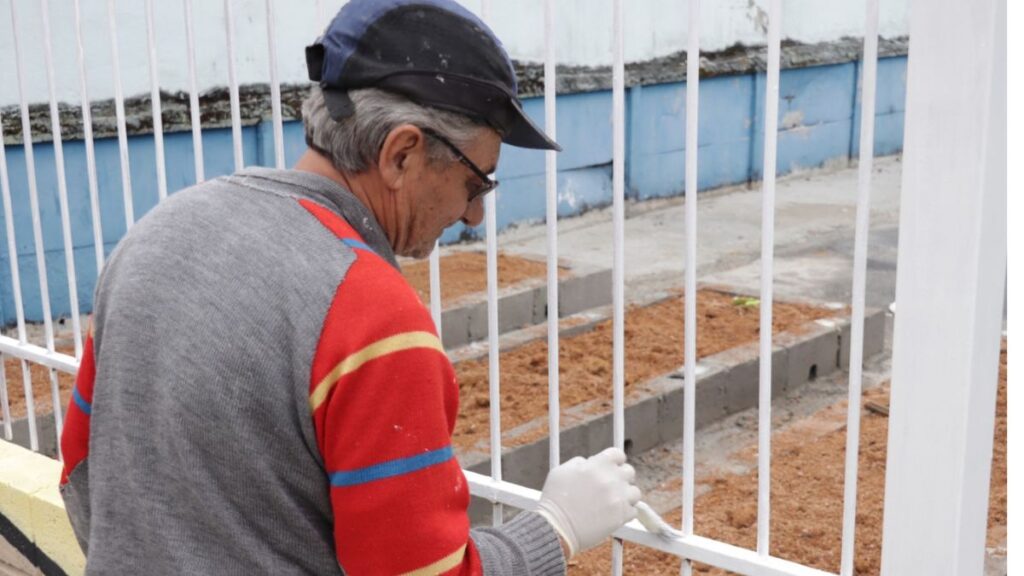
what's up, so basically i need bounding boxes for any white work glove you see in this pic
[535,447,642,558]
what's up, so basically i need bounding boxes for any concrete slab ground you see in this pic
[469,155,903,308]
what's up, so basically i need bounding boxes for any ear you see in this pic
[378,124,426,190]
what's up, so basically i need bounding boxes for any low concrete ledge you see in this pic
[463,306,886,524]
[439,258,611,349]
[0,441,82,576]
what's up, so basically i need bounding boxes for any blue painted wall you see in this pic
[0,56,906,324]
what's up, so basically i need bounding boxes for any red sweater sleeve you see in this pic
[303,203,483,575]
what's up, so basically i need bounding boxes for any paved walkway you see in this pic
[462,155,903,309]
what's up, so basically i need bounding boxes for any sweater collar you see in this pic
[233,167,400,270]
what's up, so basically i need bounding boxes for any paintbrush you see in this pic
[635,501,684,540]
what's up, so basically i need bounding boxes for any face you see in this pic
[399,129,501,259]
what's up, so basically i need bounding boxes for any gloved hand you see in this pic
[535,447,642,558]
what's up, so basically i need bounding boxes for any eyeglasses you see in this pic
[421,128,499,202]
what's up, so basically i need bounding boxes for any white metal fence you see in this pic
[0,1,1005,575]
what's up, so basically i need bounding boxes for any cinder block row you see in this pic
[466,307,887,525]
[440,265,612,349]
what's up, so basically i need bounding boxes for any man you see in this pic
[59,1,641,573]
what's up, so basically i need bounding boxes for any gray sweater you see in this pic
[59,168,565,575]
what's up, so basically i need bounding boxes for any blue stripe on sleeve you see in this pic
[330,445,453,487]
[341,238,374,253]
[72,387,92,415]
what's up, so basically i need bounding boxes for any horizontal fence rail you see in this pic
[0,1,900,574]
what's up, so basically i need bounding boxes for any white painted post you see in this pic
[10,0,57,452]
[73,0,106,274]
[682,2,700,575]
[880,0,1006,573]
[479,0,503,529]
[265,0,286,169]
[224,0,245,171]
[145,0,168,202]
[838,0,879,574]
[107,0,135,229]
[429,245,442,337]
[40,0,83,363]
[543,0,560,471]
[757,0,782,558]
[184,0,205,183]
[611,0,626,573]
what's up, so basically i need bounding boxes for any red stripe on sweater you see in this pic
[300,199,482,575]
[60,335,95,484]
[332,458,471,574]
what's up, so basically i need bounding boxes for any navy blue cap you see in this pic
[306,0,560,151]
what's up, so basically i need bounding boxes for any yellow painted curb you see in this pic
[0,441,84,575]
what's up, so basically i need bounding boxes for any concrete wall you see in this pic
[0,54,906,324]
[0,0,909,325]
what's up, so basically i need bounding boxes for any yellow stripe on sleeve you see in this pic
[398,544,467,576]
[309,331,444,412]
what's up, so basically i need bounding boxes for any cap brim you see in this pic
[502,101,561,151]
[322,81,561,152]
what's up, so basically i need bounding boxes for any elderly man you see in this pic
[59,1,640,574]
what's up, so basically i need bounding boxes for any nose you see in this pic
[461,196,485,228]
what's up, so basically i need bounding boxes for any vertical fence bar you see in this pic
[224,0,245,171]
[107,0,135,229]
[756,0,782,557]
[184,0,205,184]
[41,0,83,364]
[611,0,626,572]
[0,359,10,440]
[0,121,19,442]
[429,245,442,337]
[266,0,286,169]
[74,0,105,275]
[0,96,33,446]
[40,0,77,447]
[681,1,700,574]
[479,0,503,528]
[543,0,560,471]
[838,0,879,574]
[145,0,168,202]
[10,0,52,451]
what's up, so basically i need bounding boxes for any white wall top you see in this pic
[0,0,908,108]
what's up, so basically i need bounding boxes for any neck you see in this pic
[294,149,402,250]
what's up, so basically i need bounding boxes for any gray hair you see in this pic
[301,85,490,173]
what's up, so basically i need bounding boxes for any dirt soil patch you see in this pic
[3,349,76,419]
[568,342,1008,575]
[402,251,561,305]
[452,290,837,451]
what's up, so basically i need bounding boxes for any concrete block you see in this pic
[785,325,840,390]
[560,269,612,317]
[531,286,549,325]
[441,308,471,349]
[584,411,614,456]
[863,309,887,359]
[500,440,549,491]
[11,416,58,459]
[498,289,536,334]
[836,309,886,369]
[467,301,489,343]
[718,356,759,418]
[770,345,790,399]
[623,395,661,456]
